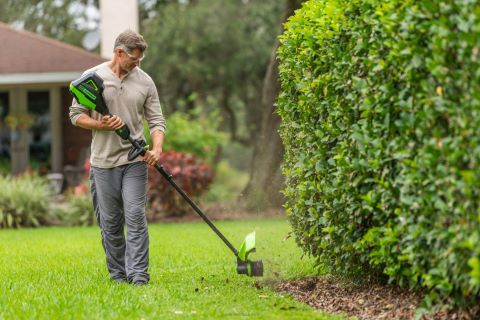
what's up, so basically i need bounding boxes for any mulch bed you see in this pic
[274,277,479,320]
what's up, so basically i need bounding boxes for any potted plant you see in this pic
[5,113,35,141]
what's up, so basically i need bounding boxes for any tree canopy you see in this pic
[141,0,283,144]
[0,0,99,47]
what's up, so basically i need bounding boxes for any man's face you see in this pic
[119,48,144,72]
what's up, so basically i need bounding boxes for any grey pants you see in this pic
[90,161,149,283]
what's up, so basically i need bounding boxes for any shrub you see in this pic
[144,110,225,164]
[0,174,52,228]
[0,159,10,176]
[147,150,214,218]
[52,184,95,227]
[278,0,480,308]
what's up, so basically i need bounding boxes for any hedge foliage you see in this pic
[278,0,480,307]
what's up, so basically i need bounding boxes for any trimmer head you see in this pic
[236,232,263,277]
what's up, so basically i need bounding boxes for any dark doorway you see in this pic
[0,91,10,174]
[28,91,51,173]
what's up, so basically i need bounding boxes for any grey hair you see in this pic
[113,29,147,53]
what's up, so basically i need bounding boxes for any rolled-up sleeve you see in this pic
[144,82,166,133]
[69,98,90,126]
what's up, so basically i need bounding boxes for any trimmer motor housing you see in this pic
[236,232,263,277]
[237,259,264,277]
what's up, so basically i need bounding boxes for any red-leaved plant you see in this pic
[147,150,214,219]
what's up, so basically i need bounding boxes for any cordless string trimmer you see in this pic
[69,72,263,277]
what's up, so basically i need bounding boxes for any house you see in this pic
[0,21,106,182]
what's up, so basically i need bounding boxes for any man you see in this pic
[69,30,166,285]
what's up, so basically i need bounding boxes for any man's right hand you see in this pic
[101,115,124,131]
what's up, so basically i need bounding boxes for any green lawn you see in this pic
[0,218,346,319]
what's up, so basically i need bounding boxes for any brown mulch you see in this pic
[274,277,479,320]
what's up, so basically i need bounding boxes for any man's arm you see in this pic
[143,130,164,166]
[142,78,166,166]
[75,114,124,131]
[69,96,123,132]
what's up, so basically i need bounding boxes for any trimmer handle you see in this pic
[127,139,148,161]
[109,115,131,140]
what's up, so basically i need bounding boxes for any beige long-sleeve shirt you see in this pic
[69,62,166,168]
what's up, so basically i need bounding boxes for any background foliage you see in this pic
[0,174,52,228]
[0,0,287,206]
[278,0,480,309]
[144,109,225,164]
[0,0,99,47]
[147,150,214,218]
[53,191,95,227]
[141,0,283,145]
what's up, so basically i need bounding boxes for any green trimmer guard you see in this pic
[236,232,264,277]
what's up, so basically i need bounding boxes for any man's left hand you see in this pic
[143,148,162,166]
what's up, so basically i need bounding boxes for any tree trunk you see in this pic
[243,0,303,210]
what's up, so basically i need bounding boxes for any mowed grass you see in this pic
[0,218,345,320]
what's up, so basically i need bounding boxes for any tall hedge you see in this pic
[277,0,480,307]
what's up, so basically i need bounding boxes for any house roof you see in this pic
[0,21,106,75]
